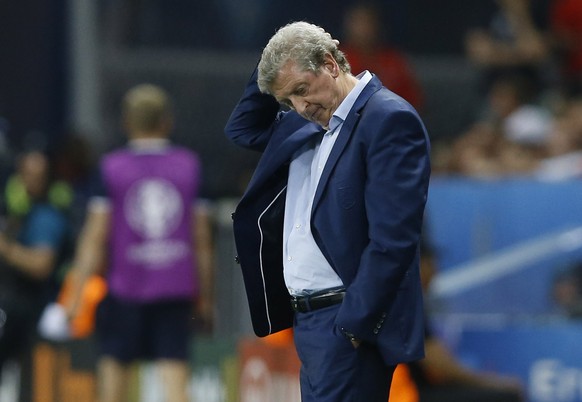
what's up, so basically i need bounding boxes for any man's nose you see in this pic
[291,97,308,115]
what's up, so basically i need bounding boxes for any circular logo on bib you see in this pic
[124,178,183,239]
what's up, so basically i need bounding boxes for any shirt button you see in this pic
[287,256,292,261]
[295,224,301,229]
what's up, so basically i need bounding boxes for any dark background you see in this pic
[0,0,554,198]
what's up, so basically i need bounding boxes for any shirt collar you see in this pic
[330,70,373,130]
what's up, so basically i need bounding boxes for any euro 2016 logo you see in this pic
[124,178,184,239]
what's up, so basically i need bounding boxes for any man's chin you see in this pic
[303,116,325,128]
[314,116,329,128]
[311,109,328,127]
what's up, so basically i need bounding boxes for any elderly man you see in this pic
[225,21,431,402]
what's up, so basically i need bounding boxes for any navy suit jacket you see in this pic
[225,68,431,365]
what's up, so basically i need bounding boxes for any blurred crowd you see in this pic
[432,0,582,180]
[316,0,582,183]
[316,0,582,182]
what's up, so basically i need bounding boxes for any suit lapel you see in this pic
[312,76,383,210]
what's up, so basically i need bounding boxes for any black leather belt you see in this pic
[290,290,345,313]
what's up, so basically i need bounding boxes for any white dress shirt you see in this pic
[283,71,373,295]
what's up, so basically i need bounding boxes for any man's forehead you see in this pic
[272,61,312,96]
[274,60,300,84]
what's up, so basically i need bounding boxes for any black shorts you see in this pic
[95,294,193,363]
[0,287,42,366]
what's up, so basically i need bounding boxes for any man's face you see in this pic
[20,152,49,199]
[271,55,342,129]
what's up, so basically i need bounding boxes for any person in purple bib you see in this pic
[66,84,213,402]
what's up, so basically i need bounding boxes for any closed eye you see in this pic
[294,86,307,96]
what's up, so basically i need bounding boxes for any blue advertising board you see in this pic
[425,178,582,315]
[448,320,582,402]
[424,178,582,402]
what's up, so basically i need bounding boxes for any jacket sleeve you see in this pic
[224,67,281,152]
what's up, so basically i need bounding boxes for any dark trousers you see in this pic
[293,304,396,402]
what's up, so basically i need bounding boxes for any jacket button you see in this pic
[234,255,240,264]
[373,329,379,334]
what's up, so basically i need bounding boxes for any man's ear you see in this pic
[323,53,339,77]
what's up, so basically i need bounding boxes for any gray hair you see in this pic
[257,21,351,94]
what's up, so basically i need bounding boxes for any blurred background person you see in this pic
[445,122,504,178]
[0,150,72,402]
[445,73,553,178]
[65,84,214,402]
[52,131,97,237]
[341,2,424,110]
[465,0,551,100]
[550,0,582,97]
[536,97,582,180]
[550,261,582,318]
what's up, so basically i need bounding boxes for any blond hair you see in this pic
[122,84,172,133]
